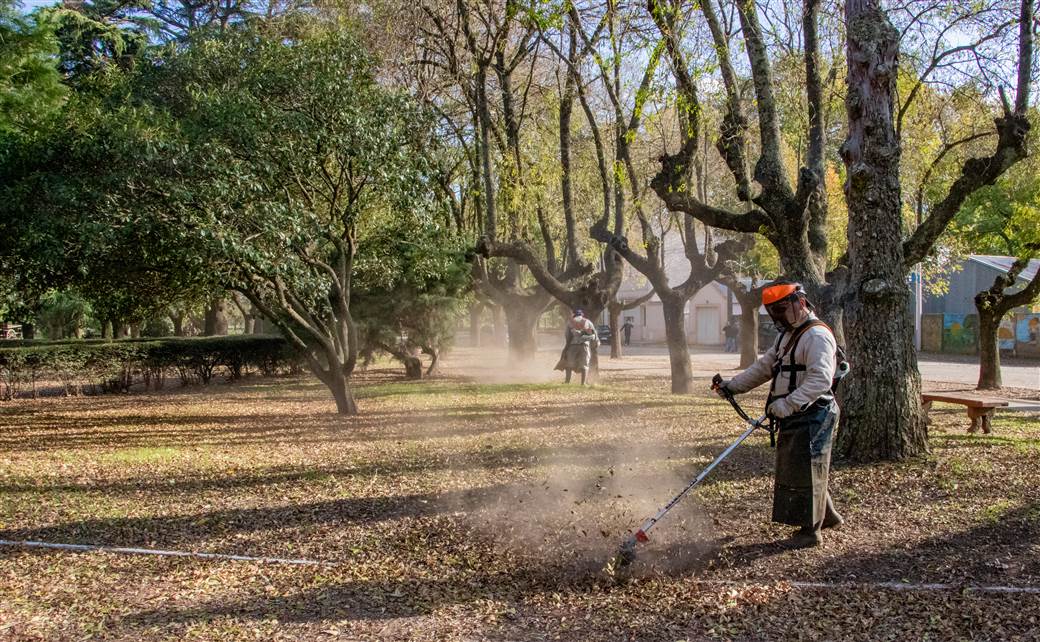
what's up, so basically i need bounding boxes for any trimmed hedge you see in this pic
[0,335,303,400]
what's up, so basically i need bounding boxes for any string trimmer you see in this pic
[606,374,771,577]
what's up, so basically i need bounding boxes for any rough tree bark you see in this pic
[661,294,693,392]
[836,0,926,461]
[975,254,1040,389]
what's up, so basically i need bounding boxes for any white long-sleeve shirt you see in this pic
[728,314,837,413]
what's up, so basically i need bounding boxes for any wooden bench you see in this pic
[921,392,1009,434]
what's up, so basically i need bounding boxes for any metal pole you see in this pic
[914,262,923,351]
[632,418,765,542]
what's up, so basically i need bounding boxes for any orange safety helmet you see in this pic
[762,282,804,306]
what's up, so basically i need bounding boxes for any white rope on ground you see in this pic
[4,539,1040,595]
[790,579,1040,595]
[694,578,1040,596]
[0,539,334,566]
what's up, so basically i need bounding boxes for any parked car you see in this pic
[596,324,611,343]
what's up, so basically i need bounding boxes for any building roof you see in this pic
[969,255,1040,282]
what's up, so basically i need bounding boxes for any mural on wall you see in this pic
[999,318,1016,351]
[942,313,977,352]
[1017,314,1040,347]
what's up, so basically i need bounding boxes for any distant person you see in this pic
[555,309,597,385]
[713,280,842,548]
[723,321,739,353]
[621,319,634,346]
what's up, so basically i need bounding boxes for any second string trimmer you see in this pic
[607,373,770,576]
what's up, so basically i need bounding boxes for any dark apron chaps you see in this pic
[772,402,838,529]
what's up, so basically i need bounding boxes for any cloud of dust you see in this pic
[439,408,723,580]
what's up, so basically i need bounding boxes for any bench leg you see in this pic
[982,409,995,435]
[967,407,983,434]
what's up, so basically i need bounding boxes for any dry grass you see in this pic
[1,347,1039,641]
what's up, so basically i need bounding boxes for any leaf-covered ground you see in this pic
[1,347,1039,641]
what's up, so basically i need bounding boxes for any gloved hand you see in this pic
[712,378,731,398]
[767,397,796,419]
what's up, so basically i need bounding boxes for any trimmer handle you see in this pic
[711,373,724,390]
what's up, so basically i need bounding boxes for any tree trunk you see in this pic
[424,346,440,376]
[101,321,112,339]
[21,322,35,340]
[204,298,228,336]
[730,286,761,368]
[469,303,483,347]
[327,371,358,415]
[170,313,185,337]
[836,1,927,461]
[504,302,541,361]
[661,295,693,394]
[973,255,1040,390]
[384,345,424,380]
[492,304,507,348]
[976,308,1002,389]
[130,323,141,339]
[739,307,759,368]
[403,356,423,379]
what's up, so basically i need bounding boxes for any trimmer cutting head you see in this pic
[604,380,768,582]
[604,530,647,580]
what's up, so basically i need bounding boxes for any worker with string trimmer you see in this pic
[607,279,848,575]
[716,279,845,548]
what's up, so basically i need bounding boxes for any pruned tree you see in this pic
[412,0,569,362]
[646,0,1034,460]
[975,254,1040,389]
[475,4,640,379]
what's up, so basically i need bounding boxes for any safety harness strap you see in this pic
[769,320,829,398]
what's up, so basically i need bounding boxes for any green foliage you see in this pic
[0,335,301,398]
[952,150,1040,258]
[48,1,150,81]
[0,88,220,326]
[354,223,470,361]
[0,1,65,132]
[36,289,92,339]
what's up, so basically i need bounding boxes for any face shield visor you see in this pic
[762,283,805,331]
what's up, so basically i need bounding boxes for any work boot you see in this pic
[822,496,844,530]
[785,527,822,549]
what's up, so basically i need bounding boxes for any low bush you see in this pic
[0,336,302,400]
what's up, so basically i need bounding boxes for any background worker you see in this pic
[713,280,843,547]
[723,320,739,353]
[555,309,598,385]
[621,318,634,346]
